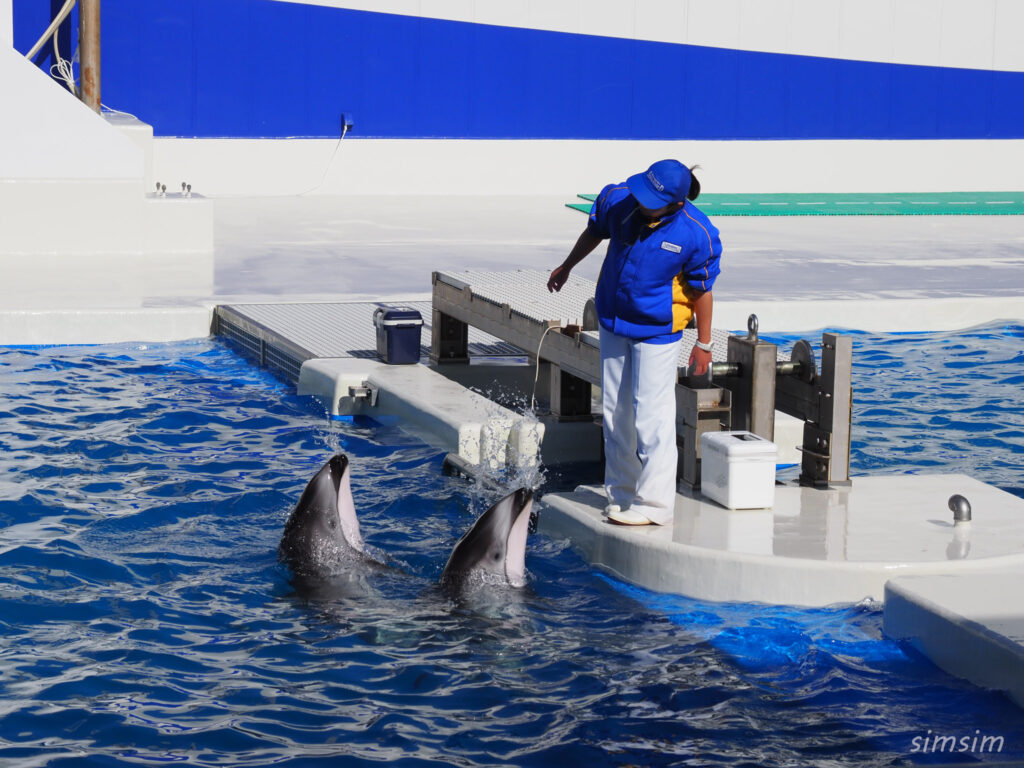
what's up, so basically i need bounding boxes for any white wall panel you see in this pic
[1,47,141,181]
[527,0,581,38]
[838,0,893,65]
[939,0,996,70]
[475,0,529,30]
[892,0,941,70]
[687,0,742,52]
[425,0,474,23]
[993,0,1024,71]
[738,0,788,59]
[786,0,841,60]
[312,0,422,18]
[1,0,12,45]
[578,0,635,42]
[634,0,687,48]
[271,0,1022,72]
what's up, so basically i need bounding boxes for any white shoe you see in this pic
[607,508,655,526]
[603,504,621,517]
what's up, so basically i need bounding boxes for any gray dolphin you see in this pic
[440,487,534,589]
[278,454,534,592]
[278,454,364,580]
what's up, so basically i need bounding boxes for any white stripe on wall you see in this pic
[152,137,1024,197]
[270,0,1024,72]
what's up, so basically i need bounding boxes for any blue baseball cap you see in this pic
[626,159,692,210]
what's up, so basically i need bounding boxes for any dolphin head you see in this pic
[278,454,364,578]
[440,488,534,589]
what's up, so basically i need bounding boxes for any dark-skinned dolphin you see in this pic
[278,455,534,592]
[278,454,364,580]
[440,487,534,589]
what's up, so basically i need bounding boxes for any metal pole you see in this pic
[79,0,100,112]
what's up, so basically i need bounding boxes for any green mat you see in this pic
[567,191,1024,216]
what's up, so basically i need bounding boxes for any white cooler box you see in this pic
[700,431,777,509]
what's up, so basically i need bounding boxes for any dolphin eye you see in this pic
[328,518,337,529]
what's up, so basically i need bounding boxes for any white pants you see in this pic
[600,326,680,525]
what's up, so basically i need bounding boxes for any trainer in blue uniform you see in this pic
[548,159,723,526]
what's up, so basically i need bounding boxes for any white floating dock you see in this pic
[215,274,803,472]
[298,357,542,470]
[215,300,548,470]
[884,575,1024,707]
[539,474,1024,607]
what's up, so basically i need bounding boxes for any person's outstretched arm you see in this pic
[547,229,603,292]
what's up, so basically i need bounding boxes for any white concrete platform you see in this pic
[538,474,1024,607]
[0,307,214,346]
[0,46,213,346]
[215,299,606,469]
[298,357,543,471]
[884,575,1024,708]
[1,48,214,259]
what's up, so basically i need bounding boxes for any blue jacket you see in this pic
[588,183,723,343]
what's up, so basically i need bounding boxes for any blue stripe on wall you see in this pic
[13,0,1024,140]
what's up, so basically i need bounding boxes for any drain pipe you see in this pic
[79,0,100,112]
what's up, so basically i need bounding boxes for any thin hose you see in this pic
[26,0,78,61]
[529,324,560,414]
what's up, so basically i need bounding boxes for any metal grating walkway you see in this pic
[215,300,524,382]
[216,271,781,386]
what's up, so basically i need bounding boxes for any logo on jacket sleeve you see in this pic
[661,241,682,253]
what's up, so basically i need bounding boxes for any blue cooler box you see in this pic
[373,306,423,364]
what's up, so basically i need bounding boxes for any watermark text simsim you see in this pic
[911,730,1004,754]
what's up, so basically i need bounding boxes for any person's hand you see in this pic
[688,345,712,376]
[547,265,570,292]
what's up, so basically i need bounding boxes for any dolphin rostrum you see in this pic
[278,454,533,591]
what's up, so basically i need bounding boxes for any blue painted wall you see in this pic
[13,0,1024,139]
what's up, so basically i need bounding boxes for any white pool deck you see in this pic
[3,194,1024,707]
[4,195,1024,342]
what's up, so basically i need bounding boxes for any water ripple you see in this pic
[1,332,1023,765]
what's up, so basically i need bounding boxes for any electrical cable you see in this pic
[100,104,140,118]
[48,24,78,94]
[529,324,562,414]
[297,125,349,196]
[26,0,77,61]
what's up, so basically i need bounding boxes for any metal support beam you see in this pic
[543,363,592,420]
[723,333,777,441]
[676,384,731,489]
[430,308,469,364]
[431,271,601,382]
[79,0,101,113]
[819,333,853,484]
[794,333,852,487]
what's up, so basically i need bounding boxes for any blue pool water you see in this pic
[1,324,1022,766]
